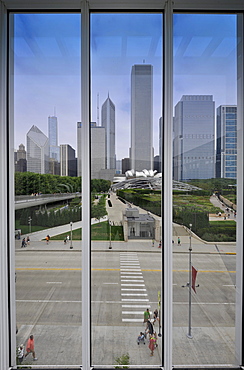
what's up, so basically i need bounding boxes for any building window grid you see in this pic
[0,2,243,370]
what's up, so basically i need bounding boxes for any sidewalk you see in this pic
[16,226,236,255]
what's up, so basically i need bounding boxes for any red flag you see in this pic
[192,265,198,293]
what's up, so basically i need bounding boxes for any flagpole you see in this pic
[187,223,193,339]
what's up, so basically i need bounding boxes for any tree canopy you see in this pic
[15,172,111,195]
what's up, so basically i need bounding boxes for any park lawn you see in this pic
[209,220,236,227]
[51,221,124,241]
[15,220,47,235]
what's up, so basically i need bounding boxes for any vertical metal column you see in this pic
[236,13,244,367]
[8,10,17,367]
[81,1,91,370]
[163,1,173,369]
[0,2,12,369]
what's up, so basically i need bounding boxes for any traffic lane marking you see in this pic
[16,267,236,273]
[16,300,235,305]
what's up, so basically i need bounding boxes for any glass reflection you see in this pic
[91,13,163,366]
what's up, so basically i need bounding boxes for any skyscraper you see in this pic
[77,121,82,177]
[101,94,115,170]
[216,105,237,179]
[48,115,60,162]
[130,64,154,171]
[15,143,27,172]
[91,122,106,179]
[60,144,77,177]
[77,122,106,179]
[159,117,163,173]
[26,125,49,174]
[173,95,215,181]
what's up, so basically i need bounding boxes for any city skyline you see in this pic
[14,13,237,162]
[19,96,237,180]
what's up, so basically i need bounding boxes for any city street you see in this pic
[15,236,236,366]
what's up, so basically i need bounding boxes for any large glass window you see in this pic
[13,13,82,366]
[1,3,242,370]
[173,13,238,366]
[91,13,163,367]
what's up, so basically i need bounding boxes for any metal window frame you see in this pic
[0,3,11,370]
[0,1,243,370]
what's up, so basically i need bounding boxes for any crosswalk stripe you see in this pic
[121,288,147,291]
[120,252,150,323]
[122,298,149,302]
[122,305,151,308]
[121,280,144,282]
[121,293,148,296]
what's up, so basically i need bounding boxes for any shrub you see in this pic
[115,353,130,369]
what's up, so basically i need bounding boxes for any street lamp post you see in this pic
[187,223,193,339]
[70,222,73,249]
[109,220,112,249]
[28,217,32,234]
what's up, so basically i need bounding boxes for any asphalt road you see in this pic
[15,243,236,367]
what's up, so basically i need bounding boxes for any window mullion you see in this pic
[0,2,11,369]
[236,13,244,367]
[81,1,91,370]
[163,1,173,370]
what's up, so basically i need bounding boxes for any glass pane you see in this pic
[173,13,237,366]
[13,13,82,366]
[91,13,163,366]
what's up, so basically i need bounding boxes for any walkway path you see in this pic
[209,194,236,221]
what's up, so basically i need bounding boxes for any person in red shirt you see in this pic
[148,333,156,356]
[24,335,37,361]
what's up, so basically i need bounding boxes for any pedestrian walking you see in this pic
[64,237,67,244]
[24,335,37,361]
[17,344,24,364]
[46,235,50,244]
[158,240,161,248]
[177,237,181,246]
[143,308,150,323]
[146,319,154,336]
[148,333,156,356]
[26,236,30,245]
[153,309,159,324]
[21,238,26,248]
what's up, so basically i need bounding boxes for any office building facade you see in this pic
[60,144,77,177]
[77,122,106,179]
[15,144,27,172]
[26,125,49,174]
[130,64,154,171]
[159,117,162,173]
[122,157,131,174]
[173,95,215,181]
[216,105,237,179]
[77,121,82,177]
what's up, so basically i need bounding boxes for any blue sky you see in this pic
[14,12,237,160]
